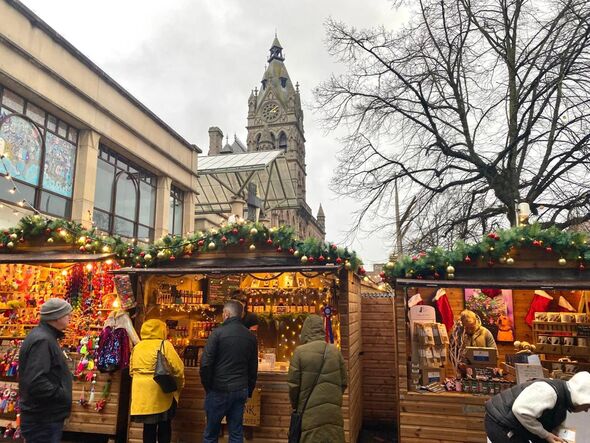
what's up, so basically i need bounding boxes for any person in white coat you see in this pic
[484,371,590,443]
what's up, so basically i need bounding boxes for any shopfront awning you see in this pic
[0,251,116,264]
[195,151,298,215]
[396,277,590,290]
[113,264,342,276]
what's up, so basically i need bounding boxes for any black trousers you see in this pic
[485,414,545,443]
[143,420,172,443]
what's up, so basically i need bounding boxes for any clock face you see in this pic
[262,102,281,122]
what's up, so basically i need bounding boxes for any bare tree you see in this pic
[315,0,590,252]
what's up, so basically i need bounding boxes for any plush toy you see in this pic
[513,340,536,354]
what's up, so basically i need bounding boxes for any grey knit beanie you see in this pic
[40,298,72,321]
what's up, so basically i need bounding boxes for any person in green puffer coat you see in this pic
[287,315,347,443]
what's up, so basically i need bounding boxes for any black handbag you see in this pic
[153,340,177,394]
[288,344,329,443]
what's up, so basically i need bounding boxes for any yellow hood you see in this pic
[140,319,167,340]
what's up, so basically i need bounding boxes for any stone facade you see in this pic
[0,0,199,239]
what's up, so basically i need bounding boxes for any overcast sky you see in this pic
[21,0,403,269]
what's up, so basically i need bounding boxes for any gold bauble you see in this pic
[6,242,14,248]
[47,238,54,244]
[249,244,256,251]
[300,255,308,264]
[558,258,567,266]
[385,261,395,269]
[208,242,217,250]
[144,253,153,261]
[293,250,300,257]
[506,257,515,265]
[446,265,455,274]
[157,251,166,259]
[9,233,17,240]
[345,261,352,270]
[499,256,507,264]
[250,228,258,236]
[447,273,455,280]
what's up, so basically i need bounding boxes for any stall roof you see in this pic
[396,278,590,290]
[0,251,115,264]
[113,264,342,276]
[195,151,299,215]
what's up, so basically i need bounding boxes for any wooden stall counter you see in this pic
[399,391,487,443]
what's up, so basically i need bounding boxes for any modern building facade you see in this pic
[0,0,200,240]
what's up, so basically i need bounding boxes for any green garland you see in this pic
[0,215,364,273]
[383,224,589,281]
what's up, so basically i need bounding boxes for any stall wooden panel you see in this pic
[65,370,124,436]
[360,295,397,423]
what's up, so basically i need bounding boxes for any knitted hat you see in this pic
[40,298,72,321]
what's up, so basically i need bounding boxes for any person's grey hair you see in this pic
[224,299,244,318]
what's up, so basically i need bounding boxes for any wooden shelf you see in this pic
[533,321,590,327]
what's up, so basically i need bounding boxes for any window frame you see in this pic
[169,185,184,236]
[0,86,78,218]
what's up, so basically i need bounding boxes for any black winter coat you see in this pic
[200,316,258,395]
[18,322,73,423]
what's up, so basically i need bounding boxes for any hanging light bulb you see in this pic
[4,174,11,180]
[17,200,25,207]
[8,187,16,194]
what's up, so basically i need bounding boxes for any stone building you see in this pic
[0,0,199,240]
[203,36,325,240]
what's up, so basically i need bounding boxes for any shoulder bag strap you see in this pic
[299,343,329,414]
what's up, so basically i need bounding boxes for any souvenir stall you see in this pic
[0,216,142,442]
[385,226,590,443]
[115,222,364,443]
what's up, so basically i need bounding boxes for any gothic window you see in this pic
[279,132,287,150]
[255,133,261,148]
[271,133,276,149]
[280,77,287,88]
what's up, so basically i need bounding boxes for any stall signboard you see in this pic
[206,275,242,305]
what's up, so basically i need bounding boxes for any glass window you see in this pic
[169,185,183,235]
[1,90,24,113]
[0,87,78,217]
[279,132,287,150]
[94,159,114,211]
[93,144,156,240]
[114,172,138,221]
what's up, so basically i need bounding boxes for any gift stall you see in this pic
[114,222,364,443]
[0,215,143,442]
[386,226,590,443]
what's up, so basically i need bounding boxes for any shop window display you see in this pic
[143,272,341,372]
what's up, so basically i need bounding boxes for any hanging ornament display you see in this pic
[321,304,335,344]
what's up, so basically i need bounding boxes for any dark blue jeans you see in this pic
[20,420,63,443]
[203,388,248,443]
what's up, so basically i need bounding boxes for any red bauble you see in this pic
[318,255,325,262]
[434,272,441,279]
[276,246,283,252]
[239,238,245,244]
[169,256,176,261]
[135,263,142,268]
[45,228,52,235]
[464,256,472,264]
[332,244,338,251]
[416,275,423,279]
[487,233,496,239]
[198,240,205,247]
[127,248,133,253]
[288,248,295,254]
[336,257,342,264]
[140,251,146,257]
[481,288,502,298]
[307,256,314,263]
[221,236,228,243]
[487,260,495,267]
[266,239,273,245]
[359,267,366,275]
[545,246,553,253]
[379,271,386,278]
[79,246,86,252]
[532,240,540,247]
[232,228,239,235]
[19,238,24,243]
[580,263,586,271]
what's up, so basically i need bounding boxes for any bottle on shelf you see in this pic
[303,297,310,313]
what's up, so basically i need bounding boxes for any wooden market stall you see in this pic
[0,248,131,442]
[117,247,363,443]
[390,230,590,443]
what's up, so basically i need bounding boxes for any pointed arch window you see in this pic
[278,132,288,150]
[255,133,261,149]
[271,133,276,149]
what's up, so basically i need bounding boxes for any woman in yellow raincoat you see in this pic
[130,319,185,443]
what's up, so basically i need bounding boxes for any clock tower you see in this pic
[246,36,306,202]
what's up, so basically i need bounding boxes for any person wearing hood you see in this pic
[130,319,184,443]
[485,371,590,443]
[287,315,347,443]
[460,309,497,349]
[19,298,73,443]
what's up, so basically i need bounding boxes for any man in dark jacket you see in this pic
[19,298,73,443]
[485,371,590,443]
[200,299,258,443]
